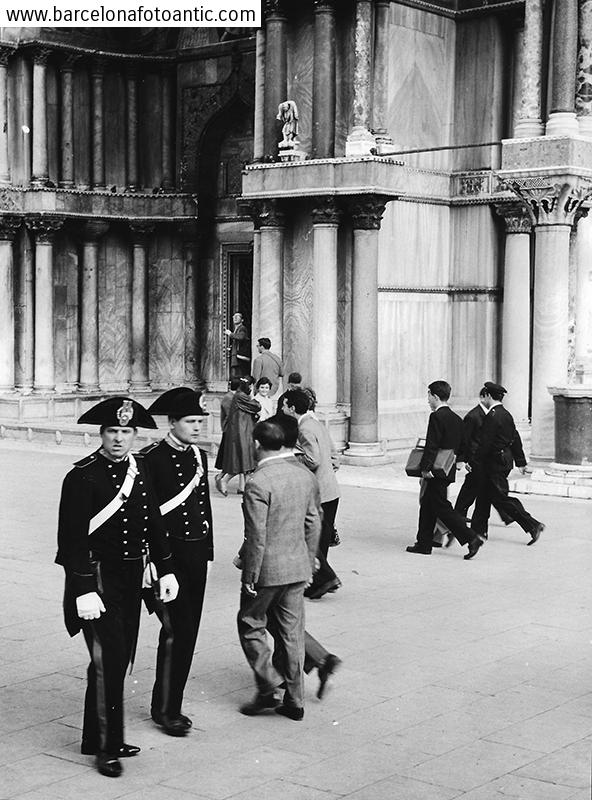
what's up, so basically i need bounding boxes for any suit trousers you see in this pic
[81,559,143,755]
[311,498,339,587]
[417,479,473,552]
[151,541,208,719]
[471,467,539,538]
[238,581,306,708]
[454,466,513,525]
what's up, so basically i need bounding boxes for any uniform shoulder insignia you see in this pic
[73,453,98,468]
[138,441,160,456]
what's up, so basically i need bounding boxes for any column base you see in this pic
[30,177,51,188]
[341,440,396,466]
[130,381,152,394]
[59,180,75,189]
[513,118,544,138]
[345,126,376,156]
[33,385,55,394]
[78,383,100,393]
[545,111,579,137]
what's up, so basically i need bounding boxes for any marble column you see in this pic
[91,59,106,189]
[311,198,340,406]
[258,200,284,352]
[253,28,266,162]
[345,0,376,156]
[577,0,592,138]
[372,1,393,148]
[546,0,579,136]
[129,222,153,392]
[26,216,64,392]
[161,65,175,191]
[79,221,108,391]
[514,0,544,138]
[312,0,336,159]
[0,47,14,184]
[126,66,139,191]
[59,55,77,188]
[179,224,199,382]
[242,202,263,341]
[0,216,22,391]
[347,196,388,453]
[31,48,50,187]
[263,0,287,158]
[496,204,532,424]
[574,213,592,381]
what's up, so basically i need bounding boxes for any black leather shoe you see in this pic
[464,534,485,560]
[527,522,544,545]
[275,704,304,721]
[178,713,193,728]
[152,712,189,736]
[304,577,341,599]
[96,753,122,777]
[406,545,431,555]
[239,693,281,716]
[82,742,140,757]
[151,710,191,730]
[445,533,455,548]
[431,540,443,548]
[317,654,342,700]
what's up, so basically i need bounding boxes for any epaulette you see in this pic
[137,441,160,456]
[73,452,98,468]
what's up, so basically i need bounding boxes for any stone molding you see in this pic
[26,215,65,242]
[348,195,389,230]
[494,202,532,233]
[0,214,22,240]
[311,197,341,225]
[378,285,501,297]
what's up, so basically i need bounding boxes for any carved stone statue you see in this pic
[277,100,299,147]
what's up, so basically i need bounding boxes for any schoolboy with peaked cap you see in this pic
[56,396,178,778]
[482,382,507,399]
[141,386,214,737]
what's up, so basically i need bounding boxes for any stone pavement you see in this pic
[1,441,591,800]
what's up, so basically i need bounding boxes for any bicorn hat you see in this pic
[77,397,157,429]
[148,387,209,417]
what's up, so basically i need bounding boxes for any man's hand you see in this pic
[224,328,232,336]
[456,461,465,471]
[242,582,257,597]
[519,466,527,475]
[421,470,434,479]
[159,573,179,603]
[76,592,106,620]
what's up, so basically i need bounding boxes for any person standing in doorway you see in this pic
[225,312,250,379]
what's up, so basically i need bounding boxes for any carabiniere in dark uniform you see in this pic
[141,387,214,737]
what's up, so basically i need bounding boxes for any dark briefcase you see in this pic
[405,439,425,477]
[405,439,456,479]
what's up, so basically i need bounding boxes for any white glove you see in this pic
[159,573,179,603]
[76,592,106,620]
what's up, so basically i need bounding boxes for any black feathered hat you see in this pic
[77,397,157,428]
[148,387,209,417]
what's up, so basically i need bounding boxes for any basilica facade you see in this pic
[0,0,591,463]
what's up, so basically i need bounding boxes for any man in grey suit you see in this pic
[237,419,321,721]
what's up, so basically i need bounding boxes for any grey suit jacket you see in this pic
[295,414,340,504]
[241,456,321,587]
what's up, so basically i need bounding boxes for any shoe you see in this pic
[239,693,281,716]
[304,577,341,599]
[178,713,192,728]
[275,704,304,721]
[464,534,485,560]
[327,580,342,593]
[82,742,140,757]
[317,654,342,700]
[431,540,443,548]
[527,522,544,545]
[96,753,122,777]
[152,712,189,736]
[214,474,228,497]
[406,545,431,555]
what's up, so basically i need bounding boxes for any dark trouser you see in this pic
[81,559,143,755]
[303,631,329,674]
[230,360,250,379]
[454,467,513,525]
[238,582,306,708]
[151,542,208,719]
[417,479,473,552]
[311,498,339,587]
[471,467,540,539]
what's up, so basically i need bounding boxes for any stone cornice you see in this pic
[394,0,523,19]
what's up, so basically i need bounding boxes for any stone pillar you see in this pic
[263,0,287,158]
[0,216,22,391]
[59,55,77,188]
[372,1,393,149]
[496,204,532,424]
[546,0,579,136]
[161,65,175,191]
[179,224,199,382]
[0,47,14,184]
[126,66,139,191]
[31,48,50,187]
[253,28,266,162]
[91,59,106,189]
[514,0,544,138]
[258,200,284,351]
[577,0,592,138]
[574,213,592,381]
[129,223,153,392]
[26,216,64,392]
[312,0,336,159]
[347,196,388,454]
[311,198,340,406]
[79,221,108,391]
[345,0,376,156]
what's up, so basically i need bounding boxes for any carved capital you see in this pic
[503,178,592,226]
[59,52,80,72]
[314,0,336,12]
[30,46,52,67]
[348,195,389,230]
[264,0,287,19]
[0,45,16,67]
[494,203,532,234]
[26,215,64,243]
[311,197,341,226]
[129,220,155,244]
[81,220,109,242]
[243,199,285,228]
[0,214,22,240]
[90,58,106,77]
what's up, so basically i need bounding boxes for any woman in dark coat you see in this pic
[215,376,261,496]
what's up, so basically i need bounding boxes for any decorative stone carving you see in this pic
[577,0,592,135]
[504,179,592,226]
[264,0,287,18]
[311,197,341,226]
[129,220,155,243]
[0,189,19,211]
[0,215,22,240]
[459,175,486,196]
[26,215,65,243]
[30,46,52,66]
[0,45,16,66]
[348,195,389,230]
[313,0,336,9]
[494,203,532,234]
[81,220,109,241]
[257,199,285,228]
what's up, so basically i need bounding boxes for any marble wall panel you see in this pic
[283,203,314,383]
[449,295,499,401]
[449,205,500,287]
[73,65,91,188]
[388,5,456,170]
[98,232,131,390]
[287,13,314,158]
[53,235,79,390]
[139,72,163,191]
[148,233,185,387]
[199,252,219,384]
[574,215,592,378]
[8,56,31,186]
[14,227,34,387]
[104,70,126,189]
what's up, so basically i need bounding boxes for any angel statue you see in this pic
[277,100,299,147]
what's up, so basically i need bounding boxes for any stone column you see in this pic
[253,28,266,162]
[129,222,153,392]
[311,198,340,406]
[347,196,388,454]
[31,47,50,187]
[59,55,77,188]
[345,0,376,156]
[0,47,14,184]
[577,0,592,138]
[179,223,199,382]
[574,213,592,381]
[312,0,336,159]
[161,65,175,191]
[79,221,109,391]
[258,200,284,351]
[514,0,544,138]
[263,0,287,158]
[126,65,139,191]
[372,1,393,149]
[546,0,579,136]
[26,216,64,392]
[0,216,22,391]
[496,204,532,424]
[91,59,106,189]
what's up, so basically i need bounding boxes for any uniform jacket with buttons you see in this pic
[473,404,526,472]
[140,439,214,561]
